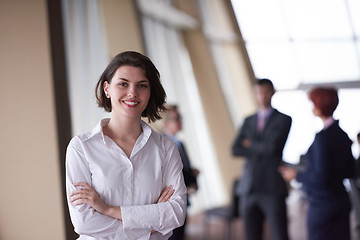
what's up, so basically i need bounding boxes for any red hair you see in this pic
[309,87,338,117]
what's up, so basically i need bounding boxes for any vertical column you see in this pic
[173,0,256,197]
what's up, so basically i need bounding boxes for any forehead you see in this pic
[113,65,147,80]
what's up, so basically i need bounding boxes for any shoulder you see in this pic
[148,130,181,167]
[67,126,102,152]
[318,121,351,143]
[272,109,292,124]
[144,123,178,152]
[244,113,257,122]
[274,109,291,119]
[66,134,87,154]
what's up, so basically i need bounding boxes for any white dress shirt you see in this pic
[66,119,187,240]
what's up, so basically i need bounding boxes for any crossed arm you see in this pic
[66,138,187,239]
[232,115,292,158]
[69,183,175,221]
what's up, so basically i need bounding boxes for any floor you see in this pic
[183,189,359,240]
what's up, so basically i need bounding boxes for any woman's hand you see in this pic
[156,185,175,203]
[70,182,111,215]
[242,139,252,148]
[279,166,297,182]
[70,183,176,223]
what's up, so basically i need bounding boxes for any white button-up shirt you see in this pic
[66,119,187,240]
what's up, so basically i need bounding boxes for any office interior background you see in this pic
[0,0,359,239]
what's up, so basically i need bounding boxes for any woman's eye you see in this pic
[119,82,128,87]
[138,84,149,88]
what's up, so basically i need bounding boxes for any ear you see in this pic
[103,81,110,95]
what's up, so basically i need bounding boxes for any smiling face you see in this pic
[104,65,150,120]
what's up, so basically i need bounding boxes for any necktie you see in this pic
[257,112,266,133]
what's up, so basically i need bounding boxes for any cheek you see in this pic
[143,89,151,103]
[255,94,262,102]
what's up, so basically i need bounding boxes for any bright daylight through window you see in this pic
[231,0,360,163]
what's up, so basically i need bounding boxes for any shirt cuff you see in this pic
[121,204,160,238]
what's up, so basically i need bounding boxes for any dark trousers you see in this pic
[240,193,289,240]
[307,204,350,240]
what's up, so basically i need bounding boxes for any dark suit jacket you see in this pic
[232,109,292,197]
[296,120,355,210]
[165,135,197,188]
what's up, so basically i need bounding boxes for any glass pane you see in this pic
[272,90,320,164]
[246,42,300,89]
[357,40,360,69]
[347,0,360,37]
[285,0,353,39]
[273,88,360,164]
[336,88,360,157]
[231,0,288,41]
[294,41,360,83]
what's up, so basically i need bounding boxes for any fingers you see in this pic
[164,188,175,202]
[70,196,88,206]
[157,186,170,203]
[157,185,175,203]
[73,182,91,189]
[70,182,91,196]
[69,182,95,205]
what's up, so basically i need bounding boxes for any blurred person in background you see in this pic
[162,104,199,240]
[281,87,355,240]
[349,132,360,237]
[66,51,187,240]
[232,79,292,240]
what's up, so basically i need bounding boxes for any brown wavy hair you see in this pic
[95,51,167,122]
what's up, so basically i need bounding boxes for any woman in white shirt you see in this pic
[66,51,187,240]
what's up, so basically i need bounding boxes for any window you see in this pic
[231,0,360,163]
[137,0,226,210]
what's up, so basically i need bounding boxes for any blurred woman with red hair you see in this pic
[308,87,339,118]
[281,87,355,240]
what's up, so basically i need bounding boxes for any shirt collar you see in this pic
[258,107,273,118]
[84,118,152,146]
[139,120,152,144]
[81,118,109,143]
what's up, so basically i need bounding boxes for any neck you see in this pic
[320,115,331,123]
[321,116,334,128]
[259,104,271,110]
[105,114,142,140]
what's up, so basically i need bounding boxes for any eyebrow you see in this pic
[118,78,149,83]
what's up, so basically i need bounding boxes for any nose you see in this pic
[127,86,136,98]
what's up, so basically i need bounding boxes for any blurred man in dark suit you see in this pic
[232,79,291,240]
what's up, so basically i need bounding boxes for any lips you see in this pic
[123,100,139,108]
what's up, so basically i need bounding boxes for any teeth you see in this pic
[124,101,138,106]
